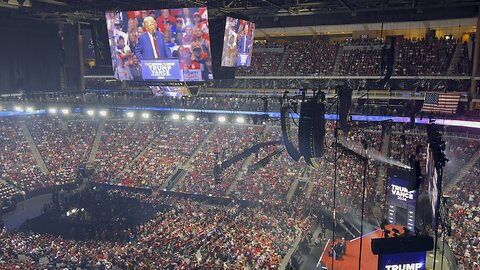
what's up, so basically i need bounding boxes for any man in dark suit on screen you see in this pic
[135,16,172,60]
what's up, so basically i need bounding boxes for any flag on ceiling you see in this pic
[421,92,460,114]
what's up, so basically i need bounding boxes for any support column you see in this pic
[469,14,480,110]
[78,22,85,91]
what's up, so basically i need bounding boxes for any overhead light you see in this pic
[7,0,19,6]
[14,106,23,112]
[141,112,150,119]
[99,110,108,117]
[22,0,32,7]
[61,108,69,115]
[26,106,34,113]
[218,116,227,123]
[86,109,95,116]
[186,114,194,121]
[172,114,180,120]
[48,107,57,114]
[236,116,245,123]
[126,111,135,118]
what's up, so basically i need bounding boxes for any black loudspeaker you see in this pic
[408,158,422,191]
[377,37,396,87]
[298,95,326,166]
[281,106,301,161]
[371,235,434,255]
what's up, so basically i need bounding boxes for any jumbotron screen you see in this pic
[105,8,213,82]
[221,16,255,67]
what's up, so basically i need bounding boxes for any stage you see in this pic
[319,225,401,270]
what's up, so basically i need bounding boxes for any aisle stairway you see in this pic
[87,119,105,164]
[18,122,48,174]
[446,42,464,75]
[332,46,344,75]
[169,124,218,191]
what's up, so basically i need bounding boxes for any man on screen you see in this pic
[135,16,172,60]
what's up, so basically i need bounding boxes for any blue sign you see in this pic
[141,59,182,81]
[380,252,426,270]
[388,177,417,230]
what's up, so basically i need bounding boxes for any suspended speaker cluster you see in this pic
[281,91,326,167]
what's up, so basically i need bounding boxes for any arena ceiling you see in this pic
[0,0,479,27]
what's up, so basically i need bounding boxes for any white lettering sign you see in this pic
[385,263,423,270]
[391,184,415,201]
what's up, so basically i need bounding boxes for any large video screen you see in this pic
[105,8,213,82]
[221,17,255,67]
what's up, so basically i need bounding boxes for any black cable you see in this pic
[331,92,339,270]
[358,157,368,270]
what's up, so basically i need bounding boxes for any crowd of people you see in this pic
[0,115,479,268]
[447,158,480,269]
[28,117,96,186]
[338,48,383,76]
[94,120,162,184]
[281,40,338,76]
[116,122,210,189]
[394,37,456,75]
[0,189,313,269]
[179,125,264,196]
[233,36,470,77]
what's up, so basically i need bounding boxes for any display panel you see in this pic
[221,16,255,67]
[387,177,417,231]
[426,144,439,227]
[150,85,191,97]
[105,8,213,81]
[379,252,426,270]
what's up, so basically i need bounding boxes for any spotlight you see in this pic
[86,109,95,116]
[48,107,57,114]
[141,112,150,119]
[218,116,226,123]
[25,106,34,113]
[14,106,23,112]
[236,116,245,123]
[172,114,180,120]
[99,110,108,117]
[61,108,70,115]
[22,0,32,7]
[186,114,194,121]
[126,111,135,118]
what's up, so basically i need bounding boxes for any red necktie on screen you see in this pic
[152,35,161,59]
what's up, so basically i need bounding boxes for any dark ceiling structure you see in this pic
[0,0,479,27]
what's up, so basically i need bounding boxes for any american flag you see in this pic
[421,92,460,114]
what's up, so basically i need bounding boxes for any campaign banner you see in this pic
[182,70,202,82]
[379,251,426,270]
[388,177,417,230]
[389,177,417,208]
[141,59,182,81]
[237,53,250,66]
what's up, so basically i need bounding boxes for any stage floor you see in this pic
[319,224,401,270]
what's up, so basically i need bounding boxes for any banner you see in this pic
[379,251,426,270]
[141,59,182,81]
[388,177,417,230]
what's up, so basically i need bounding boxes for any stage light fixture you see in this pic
[14,106,23,112]
[218,116,227,123]
[172,114,180,120]
[236,116,245,123]
[61,108,69,115]
[126,111,135,118]
[141,112,150,119]
[7,0,19,6]
[48,107,57,114]
[186,114,195,121]
[86,109,95,116]
[26,106,34,113]
[99,110,108,117]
